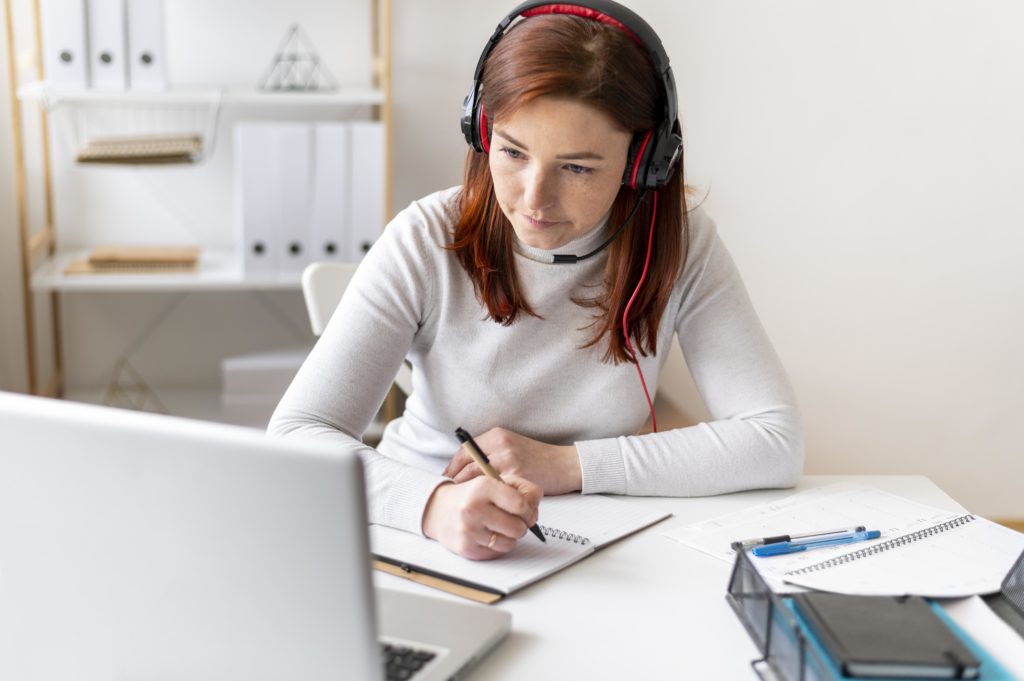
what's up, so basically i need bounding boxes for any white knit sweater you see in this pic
[269,187,803,535]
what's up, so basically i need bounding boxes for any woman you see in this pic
[269,2,803,560]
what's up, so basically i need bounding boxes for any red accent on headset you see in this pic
[622,191,659,432]
[479,103,491,153]
[521,5,642,45]
[629,130,653,189]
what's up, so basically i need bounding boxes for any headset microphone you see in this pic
[551,192,648,264]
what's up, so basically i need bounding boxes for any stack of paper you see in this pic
[665,483,1024,596]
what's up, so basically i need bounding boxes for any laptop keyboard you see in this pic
[382,642,437,680]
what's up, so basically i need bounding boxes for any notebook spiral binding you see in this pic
[788,514,976,576]
[539,525,591,545]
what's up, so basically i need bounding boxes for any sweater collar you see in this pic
[512,212,612,264]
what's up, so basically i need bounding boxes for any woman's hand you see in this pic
[442,427,582,496]
[422,474,543,560]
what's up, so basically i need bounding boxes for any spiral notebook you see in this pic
[783,513,1024,597]
[370,494,670,603]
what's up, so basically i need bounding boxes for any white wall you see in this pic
[2,1,1021,516]
[667,1,1024,518]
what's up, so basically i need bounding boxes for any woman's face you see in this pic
[489,96,632,251]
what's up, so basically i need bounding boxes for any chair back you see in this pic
[301,262,358,336]
[300,262,412,395]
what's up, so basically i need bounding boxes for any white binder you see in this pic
[40,0,90,89]
[88,0,129,91]
[234,124,279,276]
[347,121,385,261]
[126,0,166,91]
[276,124,314,275]
[310,123,350,264]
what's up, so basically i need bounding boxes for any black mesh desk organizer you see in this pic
[983,547,1024,638]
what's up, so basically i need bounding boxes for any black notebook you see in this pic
[792,593,981,679]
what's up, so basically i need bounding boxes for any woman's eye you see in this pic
[565,164,592,175]
[501,147,525,160]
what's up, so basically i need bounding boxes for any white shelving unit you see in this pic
[16,81,386,109]
[31,249,302,293]
[6,0,394,414]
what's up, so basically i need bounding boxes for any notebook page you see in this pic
[539,494,671,547]
[785,516,1024,597]
[369,524,592,594]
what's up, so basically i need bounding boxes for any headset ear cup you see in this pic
[477,102,491,153]
[645,124,683,189]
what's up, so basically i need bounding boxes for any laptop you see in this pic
[0,392,509,681]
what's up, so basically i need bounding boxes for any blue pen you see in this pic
[752,530,881,557]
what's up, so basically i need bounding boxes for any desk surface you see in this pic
[375,475,964,681]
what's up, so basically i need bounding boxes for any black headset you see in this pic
[460,0,683,192]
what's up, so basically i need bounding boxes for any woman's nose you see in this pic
[523,166,556,212]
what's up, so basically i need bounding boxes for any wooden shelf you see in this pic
[31,249,306,292]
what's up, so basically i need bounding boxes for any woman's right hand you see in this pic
[422,474,543,560]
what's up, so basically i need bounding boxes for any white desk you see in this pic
[375,475,966,680]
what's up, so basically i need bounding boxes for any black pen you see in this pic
[454,427,546,543]
[730,525,866,551]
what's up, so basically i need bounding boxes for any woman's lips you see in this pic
[523,215,562,228]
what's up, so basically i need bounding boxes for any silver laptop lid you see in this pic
[0,392,382,681]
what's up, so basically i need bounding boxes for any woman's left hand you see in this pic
[443,427,582,496]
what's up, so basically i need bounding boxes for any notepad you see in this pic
[64,245,201,275]
[370,494,670,603]
[784,514,1024,597]
[77,134,203,164]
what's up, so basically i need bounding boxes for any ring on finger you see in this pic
[487,532,498,549]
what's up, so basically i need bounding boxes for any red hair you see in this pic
[450,14,689,363]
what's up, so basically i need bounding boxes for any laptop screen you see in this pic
[0,392,383,681]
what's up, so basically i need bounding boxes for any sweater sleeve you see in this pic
[574,209,804,496]
[267,200,448,535]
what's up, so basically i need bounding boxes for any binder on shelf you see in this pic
[40,0,90,89]
[276,124,314,275]
[310,123,350,264]
[234,124,279,275]
[126,0,167,92]
[347,121,385,261]
[88,0,129,91]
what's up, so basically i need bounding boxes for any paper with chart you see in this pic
[664,483,973,593]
